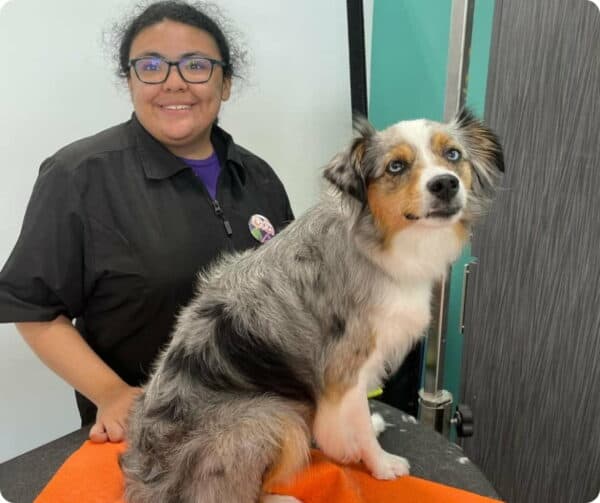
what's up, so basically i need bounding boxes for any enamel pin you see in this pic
[248,214,275,243]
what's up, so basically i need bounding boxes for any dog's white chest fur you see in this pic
[371,280,432,349]
[364,280,432,389]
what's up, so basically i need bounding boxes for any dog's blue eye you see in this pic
[387,160,407,174]
[445,148,462,162]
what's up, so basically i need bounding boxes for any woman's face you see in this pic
[128,20,231,159]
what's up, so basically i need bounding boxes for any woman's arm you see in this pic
[16,315,141,443]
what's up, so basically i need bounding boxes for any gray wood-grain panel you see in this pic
[461,1,600,502]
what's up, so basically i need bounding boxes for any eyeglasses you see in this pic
[128,55,226,84]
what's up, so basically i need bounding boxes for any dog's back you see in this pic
[120,198,377,502]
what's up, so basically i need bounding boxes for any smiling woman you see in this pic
[126,19,232,159]
[0,0,294,448]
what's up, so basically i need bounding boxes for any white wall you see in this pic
[0,0,354,462]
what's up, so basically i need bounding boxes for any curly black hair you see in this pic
[111,1,246,81]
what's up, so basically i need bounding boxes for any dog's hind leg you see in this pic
[260,416,311,503]
[187,404,310,503]
[123,397,310,503]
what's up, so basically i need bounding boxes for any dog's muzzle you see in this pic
[425,175,462,218]
[405,174,463,221]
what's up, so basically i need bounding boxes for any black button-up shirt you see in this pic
[0,114,293,421]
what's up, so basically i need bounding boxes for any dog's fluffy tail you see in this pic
[120,394,310,503]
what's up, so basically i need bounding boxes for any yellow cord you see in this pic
[367,388,383,398]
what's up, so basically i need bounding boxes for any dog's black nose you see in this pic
[427,175,460,201]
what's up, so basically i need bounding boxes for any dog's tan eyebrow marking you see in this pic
[431,132,456,155]
[384,144,415,166]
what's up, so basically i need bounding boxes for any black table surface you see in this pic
[0,401,500,502]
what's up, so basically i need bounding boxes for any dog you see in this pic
[120,109,504,503]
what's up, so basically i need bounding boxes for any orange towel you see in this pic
[35,441,502,503]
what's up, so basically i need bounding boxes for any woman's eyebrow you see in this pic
[132,51,214,59]
[180,51,214,58]
[132,51,164,58]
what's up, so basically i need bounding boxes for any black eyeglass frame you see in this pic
[128,56,226,84]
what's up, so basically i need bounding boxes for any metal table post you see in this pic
[418,0,475,437]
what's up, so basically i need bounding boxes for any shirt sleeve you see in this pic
[283,189,295,223]
[267,166,294,226]
[0,157,87,322]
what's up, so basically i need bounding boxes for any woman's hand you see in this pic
[89,384,143,443]
[16,316,145,444]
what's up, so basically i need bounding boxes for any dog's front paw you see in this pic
[368,451,410,480]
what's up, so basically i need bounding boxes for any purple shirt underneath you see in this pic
[179,152,221,200]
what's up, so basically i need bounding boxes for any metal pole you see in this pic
[346,0,368,117]
[444,0,476,121]
[418,0,475,437]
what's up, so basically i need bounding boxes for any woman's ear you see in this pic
[221,77,232,102]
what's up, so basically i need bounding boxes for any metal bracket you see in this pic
[459,260,477,335]
[418,389,454,438]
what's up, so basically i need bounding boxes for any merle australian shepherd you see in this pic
[120,110,504,503]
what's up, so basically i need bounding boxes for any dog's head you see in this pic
[324,109,504,239]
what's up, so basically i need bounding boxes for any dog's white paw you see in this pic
[262,495,303,503]
[369,451,410,480]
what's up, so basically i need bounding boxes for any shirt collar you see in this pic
[130,113,246,185]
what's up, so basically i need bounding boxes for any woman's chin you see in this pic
[161,131,212,157]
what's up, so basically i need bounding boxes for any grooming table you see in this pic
[0,401,500,502]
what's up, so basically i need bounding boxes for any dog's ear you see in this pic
[454,108,505,200]
[455,108,505,174]
[323,115,376,202]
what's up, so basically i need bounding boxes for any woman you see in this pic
[0,1,293,444]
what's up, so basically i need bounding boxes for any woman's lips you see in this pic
[160,104,192,110]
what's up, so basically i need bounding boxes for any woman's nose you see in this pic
[163,64,187,90]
